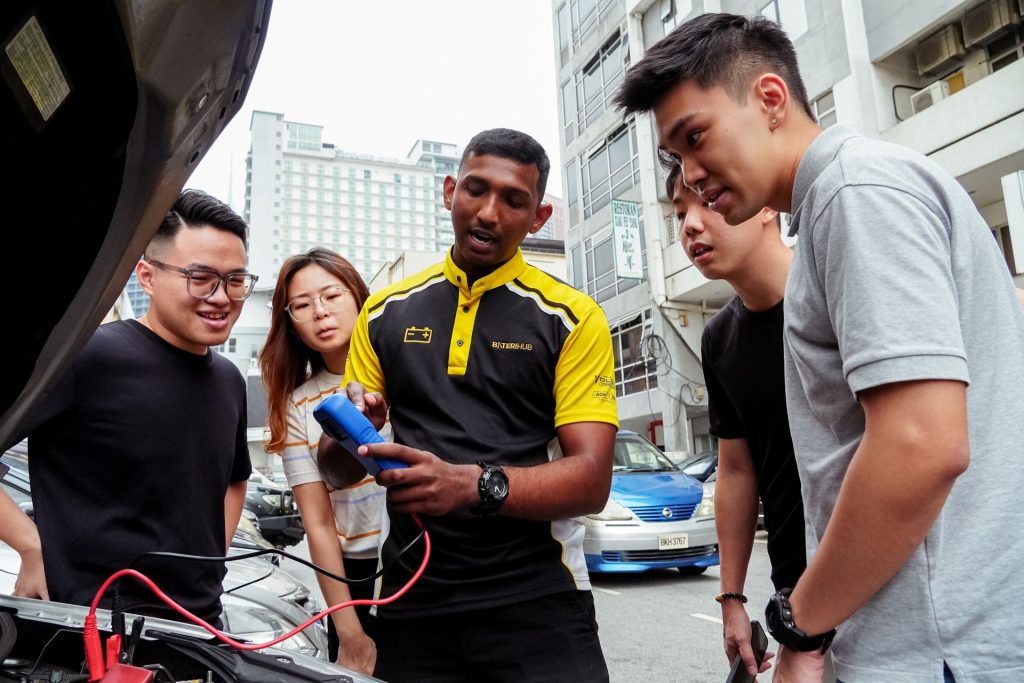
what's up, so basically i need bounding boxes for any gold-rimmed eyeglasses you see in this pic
[285,285,351,322]
[146,259,258,301]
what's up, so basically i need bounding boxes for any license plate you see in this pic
[658,533,688,550]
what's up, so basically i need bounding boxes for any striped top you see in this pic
[282,369,386,559]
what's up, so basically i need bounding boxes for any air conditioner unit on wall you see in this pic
[915,24,966,76]
[910,80,951,115]
[962,0,1020,48]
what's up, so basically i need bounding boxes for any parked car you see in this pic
[702,471,766,530]
[1,440,28,475]
[581,431,720,574]
[0,2,380,680]
[245,472,306,548]
[676,451,719,482]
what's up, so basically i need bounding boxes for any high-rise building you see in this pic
[406,139,462,249]
[123,271,149,317]
[552,0,1024,452]
[245,111,453,284]
[541,193,567,240]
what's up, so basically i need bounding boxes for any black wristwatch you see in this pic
[471,462,509,515]
[765,588,836,653]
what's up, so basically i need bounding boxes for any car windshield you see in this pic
[612,435,677,472]
[681,455,713,476]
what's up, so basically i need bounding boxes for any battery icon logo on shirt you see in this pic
[404,327,432,343]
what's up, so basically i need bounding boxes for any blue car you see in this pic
[581,431,719,574]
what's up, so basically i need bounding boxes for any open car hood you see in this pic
[0,0,271,448]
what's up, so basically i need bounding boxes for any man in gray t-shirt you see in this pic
[783,123,1024,682]
[617,12,1024,683]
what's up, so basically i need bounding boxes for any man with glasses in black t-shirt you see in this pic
[11,190,254,627]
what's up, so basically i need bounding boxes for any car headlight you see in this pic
[261,493,282,507]
[586,498,634,521]
[221,594,319,657]
[694,485,715,519]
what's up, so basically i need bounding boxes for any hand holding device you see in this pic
[724,620,769,683]
[313,394,407,476]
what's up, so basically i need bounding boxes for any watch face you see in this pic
[491,477,508,498]
[486,470,509,499]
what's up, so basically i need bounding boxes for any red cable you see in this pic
[84,515,429,681]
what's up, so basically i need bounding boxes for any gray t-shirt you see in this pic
[784,124,1024,683]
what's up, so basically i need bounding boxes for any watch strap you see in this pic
[765,588,836,654]
[471,462,507,516]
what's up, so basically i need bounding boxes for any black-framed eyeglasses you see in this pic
[285,285,351,322]
[146,259,258,301]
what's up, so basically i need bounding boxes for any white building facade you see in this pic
[552,0,1024,453]
[245,111,452,286]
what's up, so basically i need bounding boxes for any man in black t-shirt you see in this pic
[668,165,805,678]
[12,190,255,626]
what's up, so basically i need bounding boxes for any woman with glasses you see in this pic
[260,248,382,676]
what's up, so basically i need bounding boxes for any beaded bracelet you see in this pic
[715,592,748,604]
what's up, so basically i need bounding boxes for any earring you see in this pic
[770,116,778,127]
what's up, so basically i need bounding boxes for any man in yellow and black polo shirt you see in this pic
[344,129,618,683]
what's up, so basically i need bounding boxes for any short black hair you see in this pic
[459,128,551,200]
[615,13,813,120]
[146,189,249,258]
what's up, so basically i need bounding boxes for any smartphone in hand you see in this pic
[724,620,769,683]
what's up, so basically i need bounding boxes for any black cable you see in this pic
[129,523,427,586]
[639,332,707,394]
[10,627,77,680]
[222,572,270,596]
[141,663,177,682]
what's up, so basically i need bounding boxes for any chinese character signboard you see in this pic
[611,200,643,279]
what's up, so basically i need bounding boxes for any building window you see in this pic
[556,3,571,65]
[811,90,836,128]
[583,219,647,304]
[660,0,691,36]
[561,80,577,144]
[570,244,583,290]
[610,311,658,397]
[988,26,1024,72]
[363,169,371,180]
[581,121,640,219]
[694,434,719,453]
[565,159,581,227]
[759,0,807,40]
[575,31,629,134]
[570,0,617,48]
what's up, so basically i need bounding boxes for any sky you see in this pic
[188,0,564,209]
